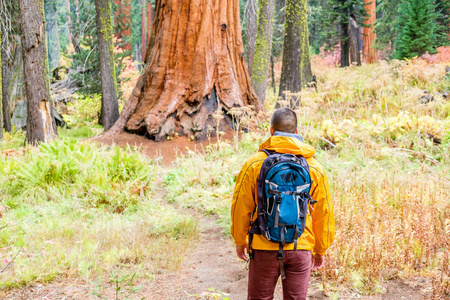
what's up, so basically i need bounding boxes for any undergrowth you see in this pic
[1,58,449,297]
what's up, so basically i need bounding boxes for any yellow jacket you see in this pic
[230,135,335,255]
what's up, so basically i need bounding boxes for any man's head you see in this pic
[270,108,298,135]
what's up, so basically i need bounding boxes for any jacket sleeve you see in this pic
[230,160,258,246]
[309,165,335,255]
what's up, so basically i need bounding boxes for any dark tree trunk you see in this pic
[103,0,262,141]
[45,0,61,71]
[349,15,361,66]
[340,20,350,67]
[19,0,57,144]
[95,0,120,131]
[1,38,11,132]
[0,31,2,141]
[246,0,258,76]
[277,0,312,109]
[251,0,275,103]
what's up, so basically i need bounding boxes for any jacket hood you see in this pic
[258,135,316,158]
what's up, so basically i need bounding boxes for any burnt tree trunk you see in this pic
[95,0,120,130]
[349,15,361,66]
[19,0,57,144]
[251,0,275,103]
[363,0,377,63]
[340,20,350,67]
[105,0,262,141]
[277,0,312,109]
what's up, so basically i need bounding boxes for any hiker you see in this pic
[230,108,335,300]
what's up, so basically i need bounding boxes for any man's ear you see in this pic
[270,127,275,136]
[295,128,298,134]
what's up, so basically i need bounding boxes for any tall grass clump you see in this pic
[0,137,198,290]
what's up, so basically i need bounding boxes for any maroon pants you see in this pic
[248,250,312,300]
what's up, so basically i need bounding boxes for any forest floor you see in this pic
[2,133,431,300]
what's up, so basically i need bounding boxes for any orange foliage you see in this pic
[420,46,450,64]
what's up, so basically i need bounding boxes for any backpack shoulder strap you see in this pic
[261,149,274,156]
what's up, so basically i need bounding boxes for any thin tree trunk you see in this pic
[251,0,275,104]
[19,0,57,144]
[363,0,377,63]
[1,35,11,132]
[0,31,2,141]
[95,0,120,130]
[271,55,276,94]
[67,0,72,46]
[278,0,312,109]
[246,0,258,76]
[45,0,61,70]
[349,15,361,66]
[340,20,350,67]
[104,0,262,141]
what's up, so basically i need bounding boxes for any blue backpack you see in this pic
[249,149,316,279]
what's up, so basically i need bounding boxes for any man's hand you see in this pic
[311,254,324,272]
[236,243,248,261]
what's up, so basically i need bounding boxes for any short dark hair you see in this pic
[271,108,298,133]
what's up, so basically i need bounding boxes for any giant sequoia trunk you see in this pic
[19,0,57,144]
[363,0,377,63]
[277,0,312,109]
[106,0,262,141]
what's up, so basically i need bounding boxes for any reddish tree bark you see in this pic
[363,0,377,63]
[113,0,132,51]
[144,1,153,63]
[141,0,147,61]
[106,0,262,141]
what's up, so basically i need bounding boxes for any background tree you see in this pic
[18,0,57,144]
[251,0,275,103]
[394,0,437,59]
[45,0,61,71]
[326,0,366,67]
[246,0,258,75]
[278,0,311,108]
[105,0,262,141]
[435,0,450,47]
[94,0,120,130]
[363,0,377,63]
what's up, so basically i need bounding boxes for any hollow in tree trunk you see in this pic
[277,0,312,109]
[105,0,262,141]
[95,0,120,130]
[251,0,275,104]
[19,0,57,145]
